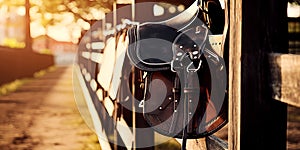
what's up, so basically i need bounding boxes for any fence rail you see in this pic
[74,0,300,149]
[269,53,300,107]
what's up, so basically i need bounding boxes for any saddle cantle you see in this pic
[126,0,227,139]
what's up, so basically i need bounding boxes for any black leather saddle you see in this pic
[126,0,227,140]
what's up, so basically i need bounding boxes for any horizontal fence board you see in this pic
[82,52,91,60]
[116,117,134,150]
[269,53,300,107]
[91,52,103,63]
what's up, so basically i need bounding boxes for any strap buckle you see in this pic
[186,59,202,72]
[171,52,203,72]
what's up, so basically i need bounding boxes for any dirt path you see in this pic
[0,66,100,150]
[1,66,299,150]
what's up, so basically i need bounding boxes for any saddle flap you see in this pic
[144,71,175,115]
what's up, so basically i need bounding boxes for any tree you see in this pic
[1,0,113,47]
[0,0,29,48]
[36,0,112,23]
[31,0,114,44]
[25,0,31,50]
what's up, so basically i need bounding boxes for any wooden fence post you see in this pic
[229,0,288,149]
[228,0,242,149]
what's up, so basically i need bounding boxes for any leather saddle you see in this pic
[126,0,227,139]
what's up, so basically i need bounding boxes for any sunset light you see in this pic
[0,0,299,150]
[0,0,105,45]
[288,2,300,18]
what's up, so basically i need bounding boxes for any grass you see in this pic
[0,66,56,96]
[33,66,56,78]
[154,133,181,150]
[155,138,181,150]
[0,78,30,96]
[74,115,101,150]
[81,133,102,150]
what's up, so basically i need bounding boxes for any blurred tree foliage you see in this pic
[0,0,114,45]
[0,0,195,30]
[0,0,24,6]
[0,0,113,30]
[34,0,112,23]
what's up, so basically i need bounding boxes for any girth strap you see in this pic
[171,50,203,150]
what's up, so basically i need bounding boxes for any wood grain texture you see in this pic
[176,138,207,150]
[269,53,300,107]
[228,0,242,149]
[176,135,228,150]
[238,0,287,149]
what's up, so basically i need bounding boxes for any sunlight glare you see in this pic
[77,19,91,30]
[30,21,46,38]
[288,2,300,18]
[60,13,75,25]
[153,4,164,16]
[48,26,71,42]
[67,2,79,13]
[57,5,66,11]
[44,13,52,20]
[90,8,105,20]
[72,26,82,39]
[17,6,25,16]
[31,0,43,6]
[0,5,8,14]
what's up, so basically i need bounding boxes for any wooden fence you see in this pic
[74,0,300,149]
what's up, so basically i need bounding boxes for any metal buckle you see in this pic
[187,59,202,72]
[172,51,203,72]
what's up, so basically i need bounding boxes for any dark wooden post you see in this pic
[25,0,32,50]
[229,0,288,149]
